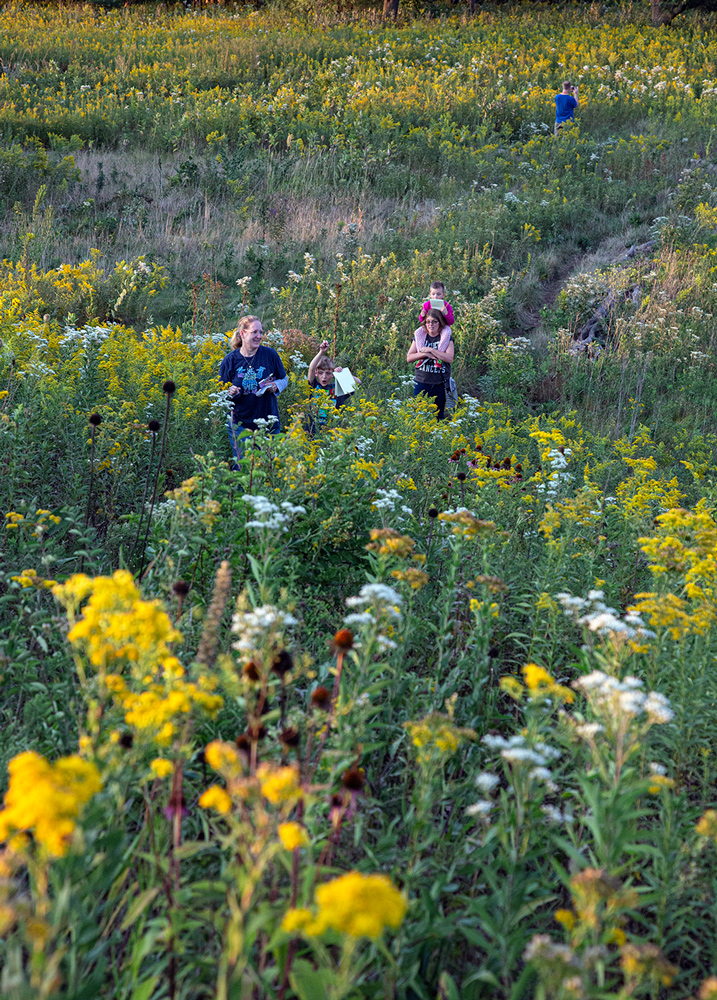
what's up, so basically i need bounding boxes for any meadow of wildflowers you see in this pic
[3,2,717,998]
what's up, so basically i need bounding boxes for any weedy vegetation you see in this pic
[3,2,717,998]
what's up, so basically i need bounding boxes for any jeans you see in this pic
[226,420,280,466]
[414,381,446,420]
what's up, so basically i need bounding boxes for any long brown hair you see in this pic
[230,315,261,351]
[422,308,448,333]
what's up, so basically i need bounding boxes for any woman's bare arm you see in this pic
[422,341,454,364]
[407,343,426,363]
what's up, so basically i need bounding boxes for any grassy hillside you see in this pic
[2,4,717,999]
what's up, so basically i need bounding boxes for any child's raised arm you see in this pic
[308,340,330,381]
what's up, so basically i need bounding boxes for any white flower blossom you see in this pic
[475,772,500,792]
[466,800,493,817]
[232,605,297,654]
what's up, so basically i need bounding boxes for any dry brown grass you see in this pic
[1,147,438,297]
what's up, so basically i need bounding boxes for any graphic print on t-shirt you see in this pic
[416,356,444,375]
[236,365,266,394]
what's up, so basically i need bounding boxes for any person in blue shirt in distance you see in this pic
[555,80,579,136]
[219,315,288,464]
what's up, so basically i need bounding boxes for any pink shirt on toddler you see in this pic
[419,300,454,326]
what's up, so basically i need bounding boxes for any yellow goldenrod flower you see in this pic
[0,751,101,857]
[198,785,232,815]
[313,871,406,938]
[278,822,310,851]
[554,909,575,930]
[150,758,174,779]
[257,764,301,806]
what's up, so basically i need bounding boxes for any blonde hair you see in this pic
[231,315,261,351]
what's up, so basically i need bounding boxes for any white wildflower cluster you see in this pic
[235,275,252,289]
[459,394,482,419]
[205,388,233,423]
[252,415,279,429]
[354,436,373,457]
[372,489,410,515]
[58,324,113,349]
[289,351,309,371]
[483,733,561,768]
[232,605,297,654]
[469,734,567,827]
[573,671,674,725]
[344,584,402,651]
[541,804,574,825]
[242,494,306,532]
[534,448,573,499]
[263,328,285,347]
[287,270,302,284]
[303,252,316,275]
[555,590,655,640]
[523,935,576,964]
[466,771,500,821]
[561,269,611,313]
[151,496,178,522]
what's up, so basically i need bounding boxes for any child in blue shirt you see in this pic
[307,340,360,431]
[555,81,579,135]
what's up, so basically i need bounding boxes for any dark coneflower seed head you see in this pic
[428,507,439,518]
[280,726,300,748]
[460,448,466,455]
[235,734,251,756]
[243,661,261,682]
[503,457,511,469]
[515,463,523,473]
[342,767,366,791]
[163,380,176,395]
[457,472,466,482]
[558,446,565,455]
[332,628,354,652]
[89,412,102,426]
[173,580,190,597]
[476,443,483,452]
[246,723,267,741]
[330,792,344,810]
[271,650,293,677]
[148,419,161,433]
[118,731,134,749]
[311,686,331,711]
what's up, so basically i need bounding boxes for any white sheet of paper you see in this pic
[333,368,356,395]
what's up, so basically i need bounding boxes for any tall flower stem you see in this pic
[139,383,174,579]
[84,414,102,529]
[132,425,158,558]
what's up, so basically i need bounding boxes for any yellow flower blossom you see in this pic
[522,663,574,703]
[150,758,174,779]
[54,570,182,668]
[0,751,100,857]
[257,764,301,806]
[554,909,575,930]
[278,822,310,851]
[283,872,406,939]
[198,785,232,815]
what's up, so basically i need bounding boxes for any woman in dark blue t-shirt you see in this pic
[219,315,288,461]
